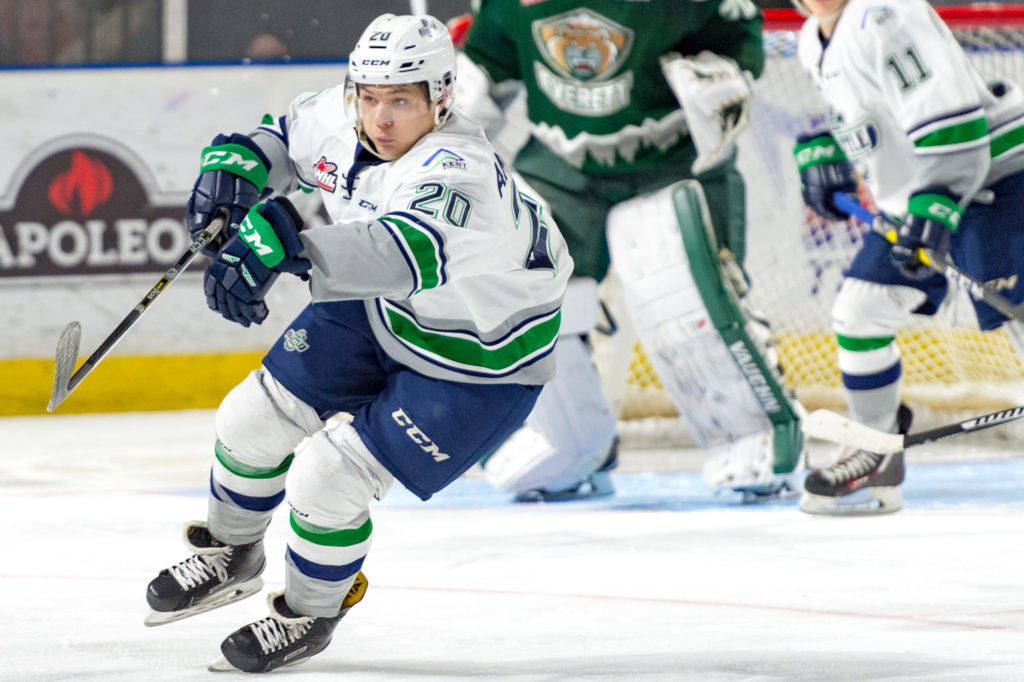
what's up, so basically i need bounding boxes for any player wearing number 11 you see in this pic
[144,13,570,673]
[792,0,1024,514]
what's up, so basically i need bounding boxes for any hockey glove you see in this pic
[890,188,961,279]
[793,133,858,222]
[661,51,753,175]
[186,133,272,256]
[237,196,310,274]
[204,233,278,327]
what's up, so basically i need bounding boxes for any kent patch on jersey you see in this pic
[421,148,468,172]
[314,156,339,192]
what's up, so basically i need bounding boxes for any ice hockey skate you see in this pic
[209,572,368,673]
[800,405,913,516]
[145,521,265,626]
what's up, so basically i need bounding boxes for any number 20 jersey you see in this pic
[257,85,572,385]
[797,0,1024,216]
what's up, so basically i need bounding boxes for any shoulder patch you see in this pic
[860,5,895,29]
[420,148,468,173]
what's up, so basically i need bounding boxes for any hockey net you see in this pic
[602,5,1024,447]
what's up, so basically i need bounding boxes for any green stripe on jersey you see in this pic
[991,122,1024,158]
[836,334,895,352]
[913,117,988,149]
[290,512,373,547]
[383,303,561,372]
[214,440,293,479]
[380,216,443,292]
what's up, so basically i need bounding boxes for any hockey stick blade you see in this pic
[47,321,83,412]
[44,216,227,413]
[802,409,905,454]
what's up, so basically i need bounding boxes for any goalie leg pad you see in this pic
[483,279,617,497]
[607,180,803,489]
[483,333,618,496]
[209,369,324,545]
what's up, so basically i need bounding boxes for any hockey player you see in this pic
[144,14,571,673]
[793,0,1024,514]
[455,0,805,501]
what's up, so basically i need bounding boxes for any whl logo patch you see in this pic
[314,156,338,192]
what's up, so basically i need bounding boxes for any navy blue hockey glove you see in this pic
[890,188,961,279]
[238,196,310,274]
[203,197,309,327]
[793,132,858,222]
[204,233,278,327]
[186,133,271,256]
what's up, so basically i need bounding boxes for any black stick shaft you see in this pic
[904,406,1024,448]
[64,218,226,394]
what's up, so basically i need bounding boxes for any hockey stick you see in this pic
[803,404,1024,453]
[833,192,1024,321]
[46,215,227,412]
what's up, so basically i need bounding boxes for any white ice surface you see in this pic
[2,410,1024,681]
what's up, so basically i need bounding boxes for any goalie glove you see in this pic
[660,51,753,175]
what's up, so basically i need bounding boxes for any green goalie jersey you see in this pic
[463,0,764,175]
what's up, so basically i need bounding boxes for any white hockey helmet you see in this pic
[345,14,457,138]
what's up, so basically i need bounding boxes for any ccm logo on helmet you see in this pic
[391,408,451,462]
[361,59,391,66]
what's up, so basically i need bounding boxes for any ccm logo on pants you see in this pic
[391,409,450,462]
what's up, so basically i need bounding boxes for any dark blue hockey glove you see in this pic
[204,233,278,327]
[238,196,310,275]
[203,197,309,327]
[186,133,271,256]
[890,188,961,279]
[793,132,858,222]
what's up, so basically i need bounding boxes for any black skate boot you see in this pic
[209,572,368,673]
[800,404,913,515]
[145,521,265,626]
[514,438,618,503]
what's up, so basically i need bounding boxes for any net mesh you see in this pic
[607,12,1024,445]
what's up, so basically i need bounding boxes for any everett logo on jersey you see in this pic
[531,9,634,116]
[314,156,338,192]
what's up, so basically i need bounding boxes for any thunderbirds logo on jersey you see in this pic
[0,139,188,278]
[531,9,635,116]
[314,156,339,192]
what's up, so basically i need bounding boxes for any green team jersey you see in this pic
[464,0,764,174]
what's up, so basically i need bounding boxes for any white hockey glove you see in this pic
[660,51,753,175]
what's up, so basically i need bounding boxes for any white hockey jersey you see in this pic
[798,0,1024,216]
[251,85,572,385]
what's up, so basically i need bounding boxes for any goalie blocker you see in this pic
[608,181,804,496]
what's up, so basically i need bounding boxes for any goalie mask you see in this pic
[345,14,457,149]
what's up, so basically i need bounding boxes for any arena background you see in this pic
[0,0,1006,416]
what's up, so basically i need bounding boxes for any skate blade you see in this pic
[208,656,241,673]
[208,652,318,674]
[799,486,903,516]
[144,577,263,627]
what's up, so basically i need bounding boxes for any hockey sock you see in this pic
[837,334,902,432]
[208,440,292,544]
[284,510,372,617]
